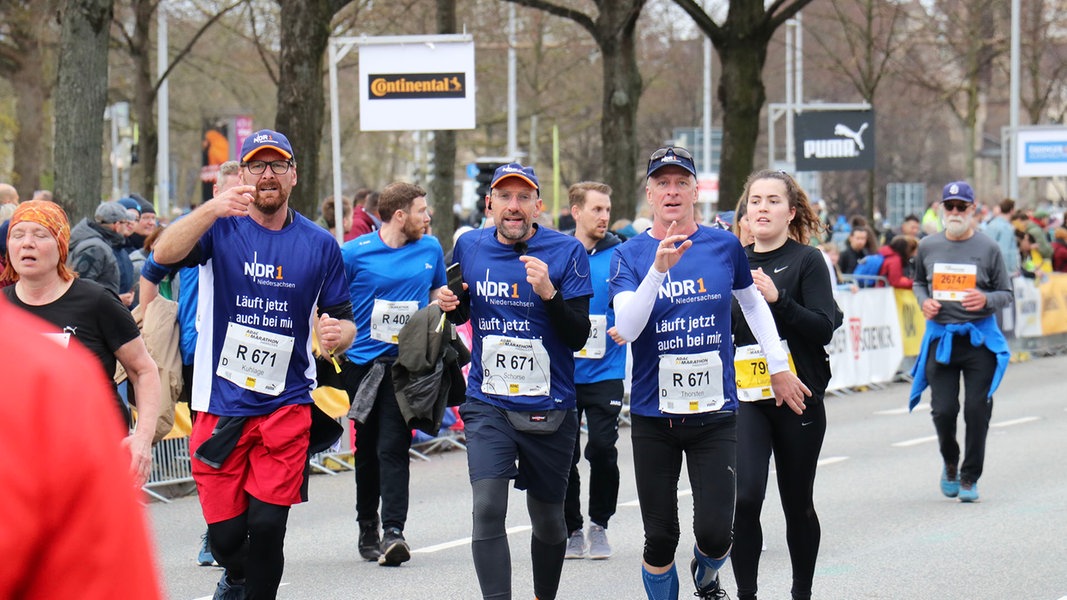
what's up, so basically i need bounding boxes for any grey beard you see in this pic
[944,219,969,238]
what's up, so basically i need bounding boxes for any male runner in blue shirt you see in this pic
[154,129,356,600]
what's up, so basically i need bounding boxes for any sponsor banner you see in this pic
[359,37,475,131]
[1016,126,1067,177]
[825,288,903,391]
[794,110,875,171]
[894,288,925,357]
[1013,276,1042,338]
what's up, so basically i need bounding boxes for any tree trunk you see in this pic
[131,0,157,203]
[717,41,769,209]
[599,10,643,222]
[274,0,343,218]
[54,0,113,220]
[432,0,458,251]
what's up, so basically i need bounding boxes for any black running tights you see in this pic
[208,497,291,600]
[471,478,567,600]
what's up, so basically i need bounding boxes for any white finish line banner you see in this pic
[825,288,904,391]
[359,37,475,131]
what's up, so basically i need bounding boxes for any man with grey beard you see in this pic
[908,181,1013,504]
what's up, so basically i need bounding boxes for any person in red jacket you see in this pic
[0,295,163,600]
[1051,227,1067,273]
[877,234,919,289]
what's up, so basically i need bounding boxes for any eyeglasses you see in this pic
[242,160,293,175]
[942,201,971,213]
[648,146,693,169]
[491,190,536,204]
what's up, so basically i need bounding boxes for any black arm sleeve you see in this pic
[544,293,591,351]
[318,300,354,323]
[156,244,204,270]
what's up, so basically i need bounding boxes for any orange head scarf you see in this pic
[2,200,76,283]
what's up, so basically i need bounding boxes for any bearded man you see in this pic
[908,181,1013,504]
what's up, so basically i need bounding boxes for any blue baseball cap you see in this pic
[241,129,294,162]
[941,181,975,203]
[490,163,539,190]
[647,146,697,178]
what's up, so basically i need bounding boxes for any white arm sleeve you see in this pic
[612,265,666,342]
[733,284,790,374]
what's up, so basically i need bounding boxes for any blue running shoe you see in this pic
[940,465,959,498]
[958,482,979,503]
[197,531,217,566]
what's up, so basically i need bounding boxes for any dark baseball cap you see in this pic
[647,146,697,178]
[241,129,294,162]
[491,163,539,190]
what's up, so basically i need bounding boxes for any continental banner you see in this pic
[894,288,925,357]
[359,36,475,131]
[825,288,904,391]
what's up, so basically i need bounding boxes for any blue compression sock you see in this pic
[642,563,679,600]
[693,544,729,589]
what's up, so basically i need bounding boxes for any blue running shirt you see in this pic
[341,232,447,364]
[573,244,626,384]
[452,226,593,411]
[609,227,752,418]
[191,213,350,416]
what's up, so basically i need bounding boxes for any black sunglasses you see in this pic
[648,146,693,170]
[942,201,971,213]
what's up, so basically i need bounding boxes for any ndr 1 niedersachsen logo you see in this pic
[368,73,466,100]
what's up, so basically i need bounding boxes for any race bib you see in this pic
[658,350,725,414]
[369,299,419,344]
[575,314,608,359]
[481,334,551,397]
[734,341,797,402]
[932,263,977,302]
[216,322,295,396]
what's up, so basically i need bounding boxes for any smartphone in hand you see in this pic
[447,262,464,297]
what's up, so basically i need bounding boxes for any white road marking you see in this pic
[991,416,1040,428]
[893,434,939,448]
[875,404,929,415]
[893,416,1040,447]
[412,525,531,554]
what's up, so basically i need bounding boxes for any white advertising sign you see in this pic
[1016,126,1067,177]
[825,288,904,391]
[359,36,475,131]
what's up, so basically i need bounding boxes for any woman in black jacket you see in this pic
[730,170,840,600]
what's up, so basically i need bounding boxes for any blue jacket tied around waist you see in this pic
[908,315,1010,411]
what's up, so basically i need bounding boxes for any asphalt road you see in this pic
[149,354,1067,600]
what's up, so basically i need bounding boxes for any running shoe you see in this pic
[358,519,381,561]
[564,529,586,559]
[212,571,245,600]
[940,465,960,498]
[958,481,979,503]
[378,527,411,566]
[587,524,612,559]
[197,531,216,566]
